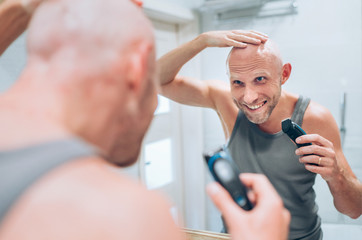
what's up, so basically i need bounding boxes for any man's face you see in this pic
[228,48,283,124]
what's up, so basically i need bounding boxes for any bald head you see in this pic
[15,0,158,164]
[227,40,283,76]
[27,0,154,75]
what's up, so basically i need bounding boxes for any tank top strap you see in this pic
[0,138,99,222]
[291,95,311,126]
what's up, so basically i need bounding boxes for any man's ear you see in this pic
[281,63,292,85]
[125,42,153,94]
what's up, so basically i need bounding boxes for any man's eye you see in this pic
[256,76,266,82]
[233,80,242,85]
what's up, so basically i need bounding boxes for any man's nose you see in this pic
[243,86,258,104]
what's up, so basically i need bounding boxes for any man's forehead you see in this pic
[229,55,271,72]
[228,45,282,76]
[229,46,266,61]
[228,40,282,65]
[229,69,271,79]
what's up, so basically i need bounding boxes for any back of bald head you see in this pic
[26,0,154,74]
[227,40,283,74]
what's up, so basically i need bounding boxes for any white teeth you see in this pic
[247,102,265,110]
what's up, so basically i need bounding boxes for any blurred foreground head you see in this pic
[23,0,157,166]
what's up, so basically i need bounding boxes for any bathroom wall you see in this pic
[199,0,362,235]
[0,33,27,92]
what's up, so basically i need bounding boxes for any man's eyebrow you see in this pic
[229,70,270,78]
[229,74,241,79]
[252,71,270,76]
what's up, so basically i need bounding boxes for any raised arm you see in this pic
[158,30,268,109]
[0,0,45,56]
[296,103,362,218]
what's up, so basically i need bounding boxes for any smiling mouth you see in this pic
[244,101,267,110]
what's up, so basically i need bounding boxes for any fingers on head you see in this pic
[228,33,262,45]
[231,30,268,42]
[226,38,248,48]
[250,30,269,39]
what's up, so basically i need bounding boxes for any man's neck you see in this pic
[0,92,71,151]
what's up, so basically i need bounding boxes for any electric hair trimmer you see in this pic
[282,118,318,165]
[204,148,253,211]
[281,118,311,148]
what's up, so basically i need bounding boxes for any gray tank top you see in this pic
[0,138,98,223]
[227,96,322,240]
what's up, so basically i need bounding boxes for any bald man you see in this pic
[0,1,290,240]
[158,30,362,240]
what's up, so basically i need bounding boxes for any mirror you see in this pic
[195,0,362,234]
[142,0,362,238]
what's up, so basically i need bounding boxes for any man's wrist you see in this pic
[3,0,33,15]
[193,33,209,50]
[326,167,346,187]
[21,0,41,15]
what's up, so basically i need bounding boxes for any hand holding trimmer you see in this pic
[204,148,253,211]
[282,118,312,148]
[282,118,318,165]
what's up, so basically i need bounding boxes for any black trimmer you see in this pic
[203,148,253,211]
[282,118,317,165]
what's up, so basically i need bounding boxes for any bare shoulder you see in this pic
[206,79,236,111]
[303,100,340,145]
[304,100,336,129]
[0,157,184,240]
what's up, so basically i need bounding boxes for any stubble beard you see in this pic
[234,91,281,125]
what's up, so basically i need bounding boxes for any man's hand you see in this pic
[295,134,342,182]
[207,173,290,240]
[199,30,268,48]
